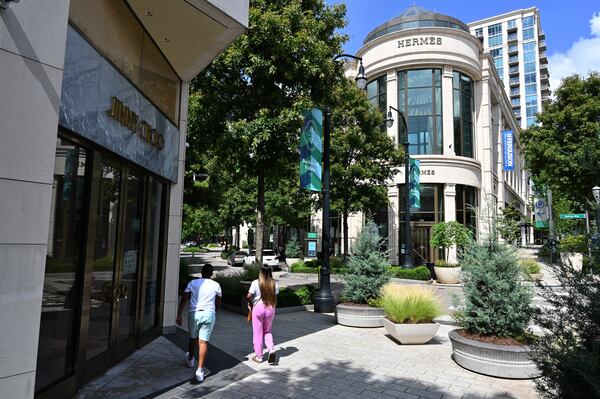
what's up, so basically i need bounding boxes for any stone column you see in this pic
[442,66,455,156]
[386,70,398,143]
[444,184,457,263]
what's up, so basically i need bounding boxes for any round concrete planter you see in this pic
[285,257,302,267]
[434,266,462,284]
[335,304,383,328]
[382,318,439,344]
[448,329,540,379]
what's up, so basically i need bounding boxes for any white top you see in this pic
[185,278,222,312]
[248,279,279,306]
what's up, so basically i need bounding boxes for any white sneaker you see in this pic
[185,352,195,368]
[195,368,205,382]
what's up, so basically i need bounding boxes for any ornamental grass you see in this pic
[380,284,442,324]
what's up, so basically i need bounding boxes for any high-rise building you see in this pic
[468,8,549,129]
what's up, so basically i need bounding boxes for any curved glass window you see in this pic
[453,72,474,158]
[397,69,443,155]
[367,75,387,114]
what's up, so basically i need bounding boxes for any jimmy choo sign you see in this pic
[107,97,165,150]
[398,36,443,48]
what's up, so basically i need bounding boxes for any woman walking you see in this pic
[247,265,279,363]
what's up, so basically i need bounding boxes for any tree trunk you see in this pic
[255,173,265,265]
[342,210,349,260]
[236,223,241,249]
[224,225,229,252]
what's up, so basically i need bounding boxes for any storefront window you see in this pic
[367,75,387,114]
[456,185,478,233]
[144,181,165,331]
[36,138,88,392]
[397,69,443,155]
[453,72,474,158]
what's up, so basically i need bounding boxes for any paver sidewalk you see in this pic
[158,310,538,399]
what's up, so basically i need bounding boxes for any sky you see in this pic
[326,0,600,91]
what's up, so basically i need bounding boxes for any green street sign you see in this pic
[307,232,318,239]
[559,213,586,219]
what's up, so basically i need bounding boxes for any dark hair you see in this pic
[258,265,276,307]
[201,263,214,278]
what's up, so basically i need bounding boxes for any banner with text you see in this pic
[534,197,549,228]
[409,158,421,209]
[502,130,514,171]
[300,109,323,191]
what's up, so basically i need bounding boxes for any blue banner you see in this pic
[502,130,514,171]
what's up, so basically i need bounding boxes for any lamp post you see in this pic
[314,54,367,313]
[384,105,414,269]
[593,186,600,262]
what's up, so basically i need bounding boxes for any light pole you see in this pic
[314,54,367,313]
[592,186,600,262]
[384,105,414,269]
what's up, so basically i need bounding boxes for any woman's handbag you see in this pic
[246,305,252,323]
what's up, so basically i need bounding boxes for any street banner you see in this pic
[409,158,420,209]
[300,109,323,191]
[534,197,549,228]
[502,130,514,171]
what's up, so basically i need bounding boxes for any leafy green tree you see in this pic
[187,0,347,263]
[285,235,301,258]
[430,221,472,261]
[343,220,390,304]
[330,79,404,258]
[496,202,524,244]
[181,204,221,243]
[521,72,600,207]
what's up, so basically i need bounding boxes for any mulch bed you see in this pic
[457,329,524,346]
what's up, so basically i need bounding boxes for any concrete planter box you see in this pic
[285,257,302,267]
[434,266,462,284]
[560,252,583,271]
[448,329,540,379]
[335,304,383,328]
[382,318,439,344]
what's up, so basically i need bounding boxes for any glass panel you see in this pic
[117,171,144,342]
[523,28,534,40]
[463,123,473,158]
[36,138,87,391]
[522,16,534,28]
[454,118,462,156]
[408,116,433,155]
[434,69,441,87]
[525,84,537,95]
[489,35,503,47]
[407,69,432,88]
[436,116,443,154]
[366,80,378,100]
[87,156,121,359]
[407,88,433,116]
[508,19,517,28]
[435,87,442,115]
[143,182,164,331]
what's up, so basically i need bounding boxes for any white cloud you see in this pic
[548,12,600,93]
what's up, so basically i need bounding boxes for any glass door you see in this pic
[412,223,434,265]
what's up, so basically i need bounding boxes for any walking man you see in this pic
[176,263,221,382]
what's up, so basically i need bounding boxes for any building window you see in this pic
[508,19,517,29]
[508,44,518,53]
[523,28,534,40]
[488,23,503,46]
[453,72,474,158]
[475,27,483,37]
[490,48,504,77]
[509,65,519,74]
[522,41,538,125]
[367,75,387,114]
[522,16,535,28]
[507,32,518,41]
[397,69,443,155]
[510,86,520,96]
[511,97,520,106]
[514,108,521,117]
[456,185,478,234]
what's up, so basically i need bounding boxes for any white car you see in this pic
[244,249,279,268]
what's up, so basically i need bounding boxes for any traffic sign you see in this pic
[559,213,586,219]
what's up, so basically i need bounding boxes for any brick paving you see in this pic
[159,310,538,399]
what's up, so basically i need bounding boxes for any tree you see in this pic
[430,221,472,261]
[329,79,404,258]
[187,0,348,263]
[521,72,600,207]
[496,202,524,244]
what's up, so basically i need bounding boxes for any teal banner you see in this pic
[300,109,323,191]
[409,158,420,209]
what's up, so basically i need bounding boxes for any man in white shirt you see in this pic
[176,264,222,382]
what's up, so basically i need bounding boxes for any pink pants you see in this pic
[251,303,275,357]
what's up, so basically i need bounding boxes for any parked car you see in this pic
[244,249,280,268]
[227,251,247,267]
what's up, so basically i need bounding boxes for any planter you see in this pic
[560,252,583,271]
[335,304,383,328]
[448,329,540,379]
[434,266,462,284]
[285,257,302,267]
[382,318,439,344]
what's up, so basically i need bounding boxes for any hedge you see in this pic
[182,246,207,253]
[290,263,348,274]
[387,266,431,280]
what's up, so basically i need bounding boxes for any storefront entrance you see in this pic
[35,135,168,398]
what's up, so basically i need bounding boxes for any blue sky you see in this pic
[326,1,600,90]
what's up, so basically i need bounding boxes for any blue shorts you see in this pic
[188,310,216,341]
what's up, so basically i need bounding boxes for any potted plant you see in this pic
[519,258,543,282]
[449,237,539,379]
[430,221,471,284]
[559,234,586,271]
[379,284,442,344]
[336,221,389,328]
[285,235,302,267]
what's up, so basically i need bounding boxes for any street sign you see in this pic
[307,232,318,239]
[409,158,420,209]
[559,213,586,219]
[300,109,323,192]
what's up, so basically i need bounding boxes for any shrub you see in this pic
[290,264,347,274]
[519,258,541,274]
[388,266,431,280]
[183,246,206,253]
[206,243,220,248]
[530,253,600,398]
[430,221,472,260]
[559,234,588,254]
[380,284,442,324]
[277,284,316,307]
[286,236,301,258]
[434,259,460,268]
[343,221,389,304]
[454,239,533,338]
